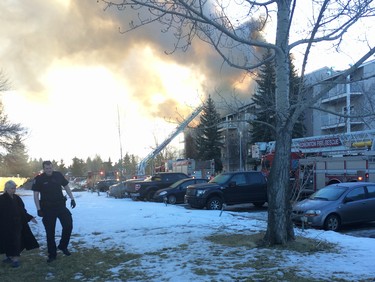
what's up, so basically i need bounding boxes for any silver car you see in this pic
[292,182,375,231]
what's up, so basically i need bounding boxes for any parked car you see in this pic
[108,179,143,198]
[292,182,375,231]
[185,171,268,210]
[108,182,125,198]
[127,172,189,201]
[94,179,120,192]
[153,178,208,204]
[123,177,151,198]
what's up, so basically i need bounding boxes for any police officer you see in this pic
[32,160,76,263]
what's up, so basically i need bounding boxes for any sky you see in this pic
[1,1,374,166]
[0,0,253,165]
[17,188,375,281]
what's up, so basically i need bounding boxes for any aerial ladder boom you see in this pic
[137,104,204,176]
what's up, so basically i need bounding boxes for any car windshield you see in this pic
[209,174,231,184]
[309,186,347,201]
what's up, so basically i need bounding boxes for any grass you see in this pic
[0,243,142,282]
[206,232,337,253]
[0,232,361,282]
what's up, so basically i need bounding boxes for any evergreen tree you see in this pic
[1,134,31,177]
[251,50,305,143]
[0,101,26,172]
[289,55,305,137]
[57,159,68,176]
[195,96,223,172]
[250,50,276,143]
[184,130,198,159]
[122,153,131,177]
[70,157,86,177]
[28,158,44,176]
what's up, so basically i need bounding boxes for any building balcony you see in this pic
[321,114,364,130]
[321,82,362,104]
[218,121,238,132]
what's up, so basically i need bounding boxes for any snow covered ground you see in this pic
[18,188,375,281]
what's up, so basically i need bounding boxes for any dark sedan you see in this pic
[94,179,119,192]
[292,182,375,231]
[153,178,208,204]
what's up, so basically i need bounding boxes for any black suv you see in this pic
[185,171,267,210]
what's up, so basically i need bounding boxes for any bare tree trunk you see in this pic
[265,127,295,244]
[264,0,295,245]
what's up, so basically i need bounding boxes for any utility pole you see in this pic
[117,105,124,181]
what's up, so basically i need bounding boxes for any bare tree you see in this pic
[99,0,375,245]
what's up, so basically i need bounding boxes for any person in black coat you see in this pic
[0,180,39,268]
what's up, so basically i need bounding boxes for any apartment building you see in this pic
[216,60,375,172]
[218,103,255,172]
[305,60,375,136]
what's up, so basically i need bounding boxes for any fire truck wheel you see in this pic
[324,214,341,231]
[167,195,177,205]
[206,197,223,210]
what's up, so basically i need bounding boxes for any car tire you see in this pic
[324,214,341,231]
[167,195,177,205]
[206,197,223,210]
[252,202,265,207]
[146,191,155,201]
[131,195,138,201]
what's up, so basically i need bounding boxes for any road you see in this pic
[339,221,375,238]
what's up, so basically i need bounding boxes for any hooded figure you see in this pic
[0,180,39,267]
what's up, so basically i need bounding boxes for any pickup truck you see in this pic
[184,171,267,210]
[127,172,189,201]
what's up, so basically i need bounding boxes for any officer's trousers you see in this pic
[42,206,73,258]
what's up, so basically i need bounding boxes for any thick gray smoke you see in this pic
[0,0,262,118]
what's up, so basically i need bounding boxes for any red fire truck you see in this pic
[172,159,215,179]
[252,130,375,194]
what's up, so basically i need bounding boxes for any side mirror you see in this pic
[228,181,236,188]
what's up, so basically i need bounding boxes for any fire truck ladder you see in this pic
[136,104,204,176]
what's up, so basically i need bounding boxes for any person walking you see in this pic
[0,180,39,268]
[32,160,76,263]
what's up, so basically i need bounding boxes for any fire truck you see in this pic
[156,158,215,179]
[171,159,215,179]
[252,130,375,194]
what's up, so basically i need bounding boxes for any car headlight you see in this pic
[159,191,167,196]
[305,210,321,217]
[196,190,206,196]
